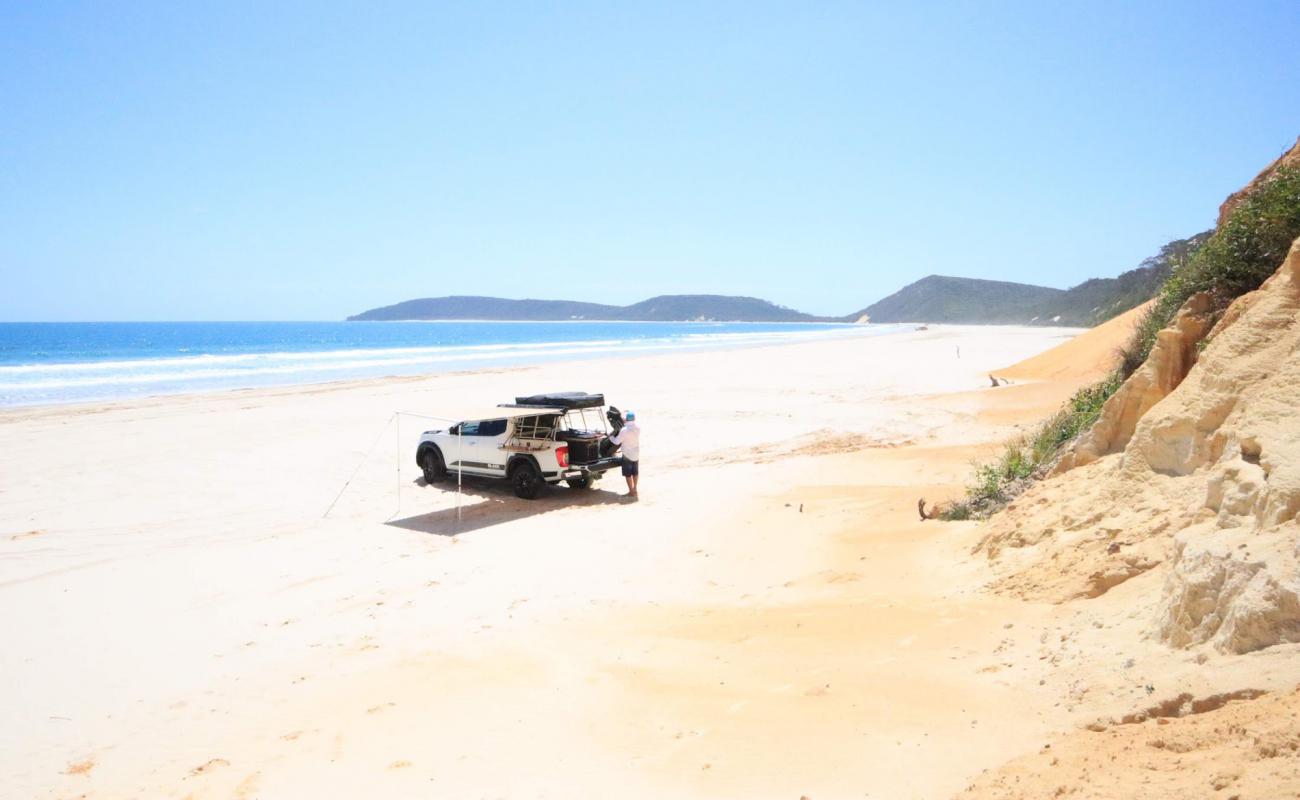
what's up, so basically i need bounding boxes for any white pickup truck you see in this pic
[415,392,626,499]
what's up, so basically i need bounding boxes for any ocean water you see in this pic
[0,321,898,407]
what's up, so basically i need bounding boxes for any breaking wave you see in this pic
[0,321,896,406]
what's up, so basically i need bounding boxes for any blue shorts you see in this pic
[621,458,639,477]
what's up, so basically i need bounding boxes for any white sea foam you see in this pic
[0,339,637,375]
[0,324,895,406]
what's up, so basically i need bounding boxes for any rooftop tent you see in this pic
[509,392,605,409]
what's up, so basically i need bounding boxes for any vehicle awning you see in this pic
[434,405,565,422]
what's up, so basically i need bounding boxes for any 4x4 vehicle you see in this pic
[415,392,626,499]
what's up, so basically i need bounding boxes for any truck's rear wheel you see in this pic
[421,447,447,483]
[510,461,543,499]
[566,475,593,490]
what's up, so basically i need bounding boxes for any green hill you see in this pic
[616,295,822,322]
[849,231,1211,326]
[348,296,619,321]
[348,294,826,322]
[353,233,1213,326]
[1045,232,1209,326]
[848,276,1065,324]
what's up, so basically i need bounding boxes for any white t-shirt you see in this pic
[611,420,640,461]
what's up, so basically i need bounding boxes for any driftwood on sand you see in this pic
[917,498,941,521]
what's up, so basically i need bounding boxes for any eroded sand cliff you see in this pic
[976,238,1300,655]
[956,147,1300,795]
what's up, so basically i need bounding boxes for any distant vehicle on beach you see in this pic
[416,392,626,499]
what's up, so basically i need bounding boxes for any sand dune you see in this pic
[966,240,1300,796]
[997,301,1151,383]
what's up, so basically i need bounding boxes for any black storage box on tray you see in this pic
[558,430,603,465]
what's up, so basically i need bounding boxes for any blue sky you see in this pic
[2,1,1298,321]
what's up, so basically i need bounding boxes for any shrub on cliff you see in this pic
[1122,165,1300,375]
[942,163,1300,521]
[941,373,1121,520]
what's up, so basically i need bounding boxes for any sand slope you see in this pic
[997,301,1151,383]
[962,240,1300,798]
[976,239,1300,619]
[959,687,1300,799]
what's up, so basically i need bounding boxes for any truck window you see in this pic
[478,419,508,436]
[454,421,480,436]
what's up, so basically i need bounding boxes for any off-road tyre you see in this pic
[510,460,543,500]
[420,447,447,483]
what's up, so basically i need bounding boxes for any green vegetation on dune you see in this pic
[941,374,1121,520]
[1064,232,1210,327]
[1121,165,1300,375]
[942,164,1300,521]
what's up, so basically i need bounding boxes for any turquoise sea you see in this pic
[0,321,898,407]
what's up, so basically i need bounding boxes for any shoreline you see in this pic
[0,323,1081,416]
[0,321,915,411]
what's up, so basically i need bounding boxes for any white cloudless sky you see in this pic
[2,1,1298,321]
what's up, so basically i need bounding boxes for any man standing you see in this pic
[609,410,640,499]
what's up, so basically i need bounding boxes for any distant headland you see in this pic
[349,235,1207,327]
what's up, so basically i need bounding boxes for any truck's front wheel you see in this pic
[510,460,543,500]
[420,447,447,483]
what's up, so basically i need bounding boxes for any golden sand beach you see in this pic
[3,318,1296,798]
